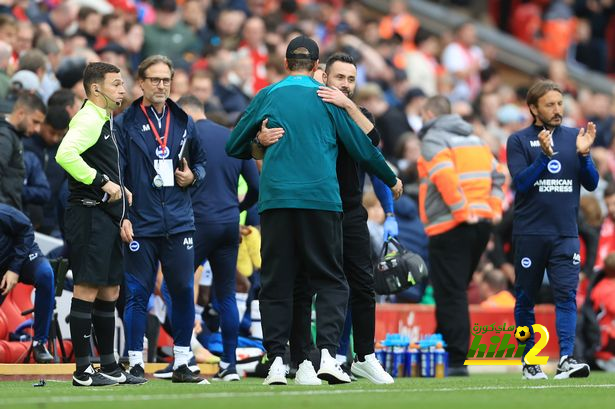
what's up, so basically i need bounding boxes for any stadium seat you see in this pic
[0,297,28,336]
[8,283,34,319]
[0,309,8,340]
[2,341,29,363]
[0,340,9,362]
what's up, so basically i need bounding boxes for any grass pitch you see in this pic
[1,373,614,409]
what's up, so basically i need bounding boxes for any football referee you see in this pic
[56,62,145,386]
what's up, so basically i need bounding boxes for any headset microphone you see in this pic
[97,88,121,106]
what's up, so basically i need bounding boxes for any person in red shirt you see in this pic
[596,183,615,271]
[591,252,615,370]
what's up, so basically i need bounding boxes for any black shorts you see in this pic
[65,204,123,287]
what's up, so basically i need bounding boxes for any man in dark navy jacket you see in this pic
[115,55,207,384]
[178,94,259,381]
[0,204,54,363]
[507,80,598,380]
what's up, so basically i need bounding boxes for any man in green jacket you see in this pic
[226,36,402,386]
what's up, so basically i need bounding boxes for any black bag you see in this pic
[374,237,428,295]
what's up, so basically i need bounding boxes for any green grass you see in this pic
[1,373,614,409]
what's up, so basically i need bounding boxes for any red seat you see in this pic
[4,341,29,363]
[0,309,8,340]
[8,283,34,319]
[0,340,10,362]
[0,297,28,335]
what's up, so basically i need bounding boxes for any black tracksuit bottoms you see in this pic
[428,221,491,367]
[260,208,349,359]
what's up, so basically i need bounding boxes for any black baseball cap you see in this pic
[285,35,319,61]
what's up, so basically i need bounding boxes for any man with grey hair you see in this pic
[115,54,207,384]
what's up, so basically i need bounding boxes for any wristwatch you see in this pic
[99,173,110,187]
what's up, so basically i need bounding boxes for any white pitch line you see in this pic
[1,383,614,406]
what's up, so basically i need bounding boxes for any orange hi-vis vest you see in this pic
[418,115,505,236]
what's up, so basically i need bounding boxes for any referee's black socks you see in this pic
[92,298,118,373]
[70,298,94,373]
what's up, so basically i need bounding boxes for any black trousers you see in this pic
[290,205,375,362]
[428,221,491,367]
[260,208,348,359]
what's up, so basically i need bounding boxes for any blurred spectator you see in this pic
[9,69,39,95]
[35,36,63,102]
[95,13,126,50]
[441,22,487,102]
[215,8,247,50]
[182,0,214,55]
[590,252,615,371]
[76,7,102,49]
[23,104,70,237]
[579,194,602,278]
[0,40,11,99]
[142,0,199,66]
[55,56,87,100]
[22,150,51,230]
[479,268,515,308]
[0,92,47,211]
[190,69,225,118]
[573,0,615,73]
[239,17,269,94]
[596,183,615,271]
[0,14,17,63]
[355,82,411,159]
[14,20,34,57]
[394,132,420,200]
[265,55,286,84]
[587,92,614,148]
[47,88,81,118]
[403,87,426,133]
[169,67,190,101]
[40,2,79,37]
[379,0,420,47]
[17,49,47,93]
[404,27,440,97]
[535,0,575,59]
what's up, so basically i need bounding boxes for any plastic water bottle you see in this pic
[434,342,446,378]
[420,340,433,377]
[407,343,419,377]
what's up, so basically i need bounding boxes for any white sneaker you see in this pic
[263,357,288,385]
[317,349,351,384]
[295,359,322,385]
[351,353,394,384]
[522,363,548,380]
[554,356,590,379]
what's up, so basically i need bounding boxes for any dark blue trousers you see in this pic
[513,235,580,358]
[193,221,240,367]
[123,234,195,351]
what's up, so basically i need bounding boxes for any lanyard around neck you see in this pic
[140,103,171,152]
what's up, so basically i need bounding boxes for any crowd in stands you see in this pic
[1,0,615,368]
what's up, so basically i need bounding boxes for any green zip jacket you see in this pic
[226,75,396,213]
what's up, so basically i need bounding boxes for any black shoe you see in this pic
[154,357,200,379]
[554,356,590,379]
[340,362,357,382]
[101,364,148,385]
[72,366,118,387]
[447,366,469,377]
[32,343,54,363]
[172,364,209,384]
[212,367,240,382]
[129,364,145,378]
